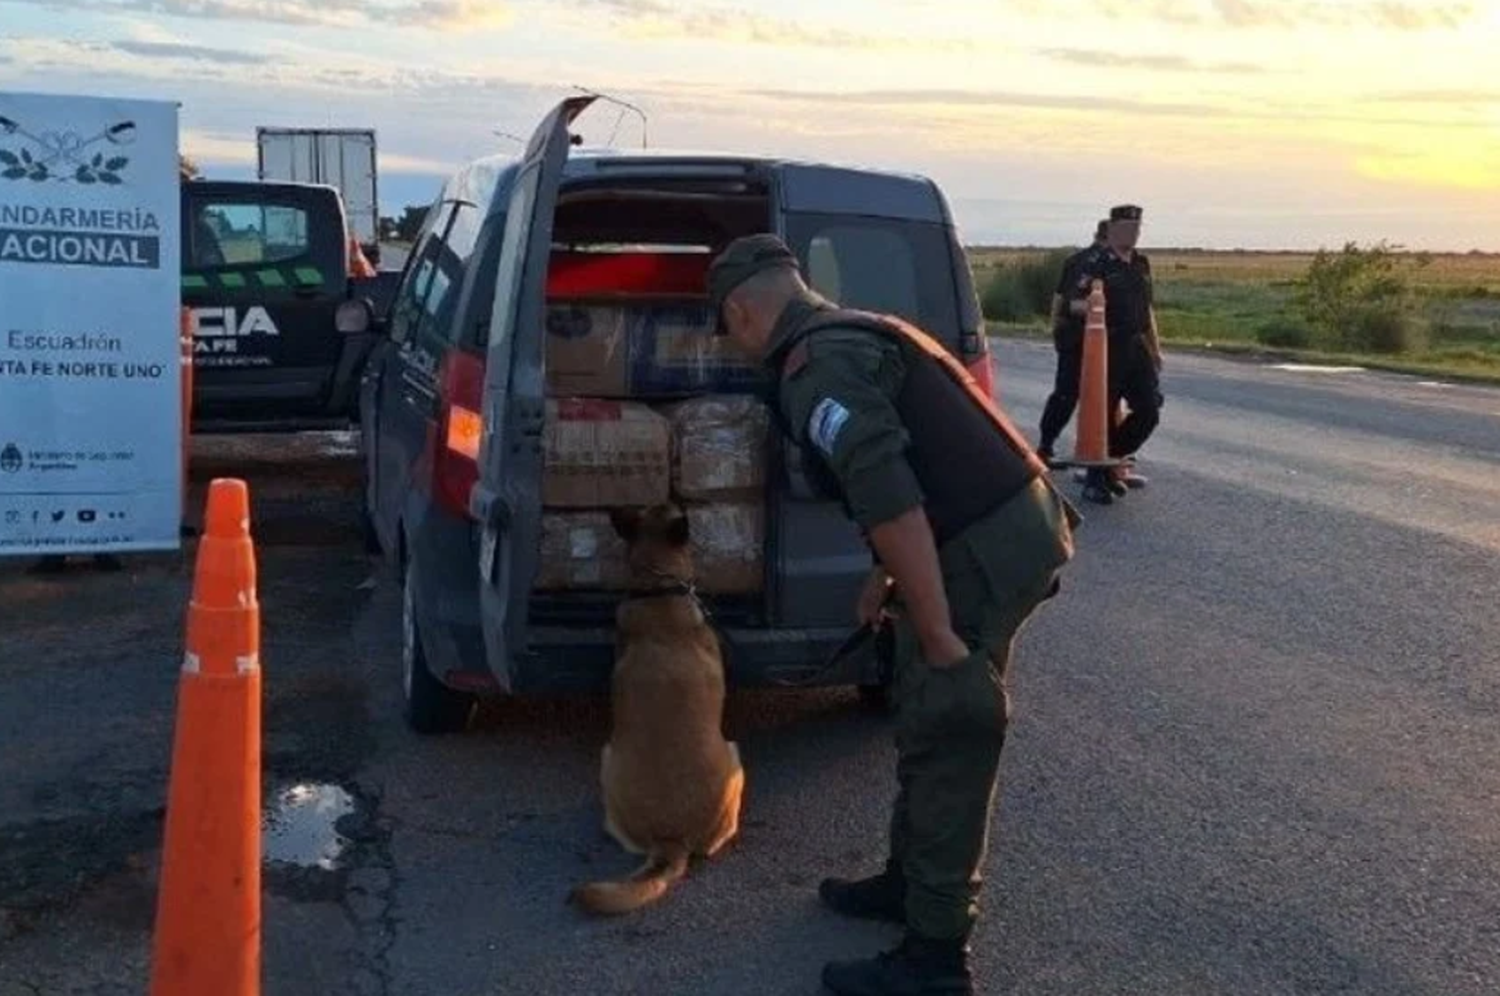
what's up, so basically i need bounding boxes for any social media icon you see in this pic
[4,510,18,525]
[50,509,66,523]
[77,509,96,524]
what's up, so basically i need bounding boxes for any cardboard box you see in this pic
[688,502,764,595]
[671,395,770,501]
[544,304,629,398]
[536,512,629,590]
[628,303,764,396]
[542,399,671,508]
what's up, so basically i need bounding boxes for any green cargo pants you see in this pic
[885,478,1076,941]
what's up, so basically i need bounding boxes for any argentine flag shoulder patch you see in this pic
[808,397,851,456]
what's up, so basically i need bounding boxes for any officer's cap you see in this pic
[1110,204,1144,222]
[707,234,801,312]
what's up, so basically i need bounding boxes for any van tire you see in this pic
[402,560,475,735]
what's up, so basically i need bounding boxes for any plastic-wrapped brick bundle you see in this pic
[688,503,764,595]
[670,395,770,501]
[542,399,672,508]
[535,512,629,590]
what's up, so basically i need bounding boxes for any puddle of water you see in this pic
[1270,363,1366,374]
[262,782,355,870]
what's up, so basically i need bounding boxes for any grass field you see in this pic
[967,247,1500,381]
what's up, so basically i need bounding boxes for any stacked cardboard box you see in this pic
[538,297,771,595]
[686,502,764,595]
[543,301,762,399]
[544,305,630,397]
[541,399,672,509]
[666,395,768,595]
[670,395,769,501]
[534,512,630,591]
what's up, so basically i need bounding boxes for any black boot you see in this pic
[822,932,973,995]
[819,859,906,925]
[1080,468,1114,505]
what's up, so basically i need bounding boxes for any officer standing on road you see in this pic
[1068,205,1163,504]
[1036,219,1109,464]
[708,234,1079,996]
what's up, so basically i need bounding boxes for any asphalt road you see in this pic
[3,340,1499,995]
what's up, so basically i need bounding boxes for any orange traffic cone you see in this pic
[348,237,376,279]
[1065,279,1123,471]
[149,478,261,996]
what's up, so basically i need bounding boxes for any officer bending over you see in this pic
[708,234,1079,996]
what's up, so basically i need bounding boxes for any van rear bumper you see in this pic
[510,624,883,695]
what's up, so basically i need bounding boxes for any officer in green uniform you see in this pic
[708,234,1079,995]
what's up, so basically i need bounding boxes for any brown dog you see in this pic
[568,503,745,915]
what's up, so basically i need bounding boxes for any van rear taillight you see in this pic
[433,350,485,519]
[446,404,482,462]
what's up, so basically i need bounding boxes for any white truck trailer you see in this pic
[256,127,379,253]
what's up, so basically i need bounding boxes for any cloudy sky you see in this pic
[2,0,1495,250]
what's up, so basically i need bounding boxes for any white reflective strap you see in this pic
[182,652,201,674]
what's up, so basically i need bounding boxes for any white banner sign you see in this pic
[0,91,181,556]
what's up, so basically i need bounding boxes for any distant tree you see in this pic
[179,154,201,181]
[394,205,429,243]
[378,216,399,241]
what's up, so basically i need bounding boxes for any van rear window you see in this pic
[783,213,960,343]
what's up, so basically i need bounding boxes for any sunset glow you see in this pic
[1,0,1495,249]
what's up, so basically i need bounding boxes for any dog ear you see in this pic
[610,507,643,543]
[665,510,690,547]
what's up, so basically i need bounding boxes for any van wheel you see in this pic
[858,681,895,715]
[402,560,475,735]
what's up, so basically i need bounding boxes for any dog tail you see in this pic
[569,843,690,916]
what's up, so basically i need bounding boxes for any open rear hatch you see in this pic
[472,98,782,690]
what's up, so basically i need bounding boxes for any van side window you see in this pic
[465,211,510,350]
[423,202,483,344]
[389,203,455,344]
[784,214,960,342]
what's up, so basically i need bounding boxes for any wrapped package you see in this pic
[535,512,629,590]
[544,304,629,397]
[628,304,764,396]
[688,503,764,595]
[542,399,671,508]
[670,395,770,501]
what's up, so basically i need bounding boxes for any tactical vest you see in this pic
[770,308,1048,548]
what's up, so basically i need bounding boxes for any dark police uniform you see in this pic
[1070,212,1162,461]
[707,235,1078,993]
[1037,229,1105,458]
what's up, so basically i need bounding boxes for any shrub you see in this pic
[981,270,1029,322]
[1255,319,1313,349]
[1293,241,1428,353]
[981,247,1076,322]
[1349,308,1425,355]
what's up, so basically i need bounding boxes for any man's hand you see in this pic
[920,626,972,669]
[856,567,894,629]
[865,505,973,668]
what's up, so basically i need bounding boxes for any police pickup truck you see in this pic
[183,179,396,432]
